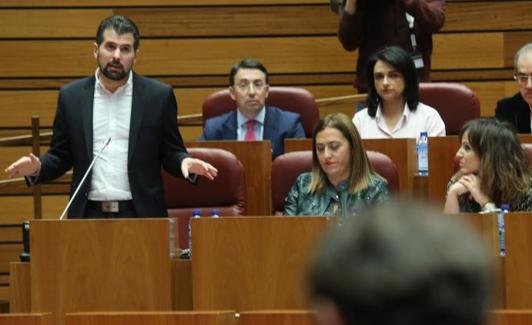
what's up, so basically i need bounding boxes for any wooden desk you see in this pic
[285,138,417,193]
[190,214,531,311]
[464,212,532,309]
[9,214,531,318]
[191,216,334,310]
[29,220,173,325]
[503,212,532,308]
[187,141,272,215]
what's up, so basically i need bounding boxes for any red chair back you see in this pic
[163,148,246,248]
[419,82,480,135]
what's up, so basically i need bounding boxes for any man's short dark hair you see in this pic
[309,200,492,325]
[366,46,420,117]
[229,58,269,85]
[96,15,140,50]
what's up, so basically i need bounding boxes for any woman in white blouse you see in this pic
[353,46,446,139]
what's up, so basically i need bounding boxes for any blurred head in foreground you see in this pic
[309,200,493,325]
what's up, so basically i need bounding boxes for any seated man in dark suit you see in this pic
[495,42,532,133]
[200,58,306,159]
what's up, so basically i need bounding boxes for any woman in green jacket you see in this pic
[283,113,389,221]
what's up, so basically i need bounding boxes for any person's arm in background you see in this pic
[338,0,364,51]
[403,0,446,33]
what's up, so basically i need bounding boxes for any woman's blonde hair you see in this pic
[309,113,378,194]
[456,118,531,207]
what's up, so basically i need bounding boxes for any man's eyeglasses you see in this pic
[235,81,267,92]
[514,73,532,84]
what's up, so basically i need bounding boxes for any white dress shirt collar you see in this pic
[236,106,266,140]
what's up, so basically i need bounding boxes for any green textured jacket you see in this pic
[283,172,390,222]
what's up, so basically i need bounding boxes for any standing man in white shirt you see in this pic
[5,15,217,218]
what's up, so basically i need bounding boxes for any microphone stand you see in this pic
[59,138,111,220]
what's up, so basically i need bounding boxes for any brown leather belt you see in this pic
[87,200,134,213]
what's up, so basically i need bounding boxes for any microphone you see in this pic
[59,138,111,220]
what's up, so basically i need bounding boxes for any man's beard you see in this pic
[100,62,129,81]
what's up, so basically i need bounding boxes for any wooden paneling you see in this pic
[0,0,325,7]
[0,196,68,224]
[491,310,532,325]
[0,33,525,78]
[0,91,57,127]
[444,2,532,32]
[119,6,337,37]
[0,225,22,242]
[0,38,352,77]
[0,313,52,325]
[10,260,194,314]
[172,260,192,311]
[1,3,530,38]
[504,31,532,67]
[0,285,9,302]
[10,262,31,313]
[238,311,315,325]
[504,214,532,308]
[0,243,21,273]
[0,10,112,38]
[432,33,504,69]
[0,81,518,134]
[0,7,335,38]
[65,311,236,325]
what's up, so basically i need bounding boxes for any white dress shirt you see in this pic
[88,70,133,201]
[236,107,266,140]
[353,102,446,139]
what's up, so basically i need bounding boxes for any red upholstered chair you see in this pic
[419,82,480,135]
[271,150,399,214]
[163,148,246,249]
[202,86,320,137]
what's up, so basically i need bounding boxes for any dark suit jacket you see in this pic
[495,92,531,133]
[37,73,190,218]
[200,106,306,159]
